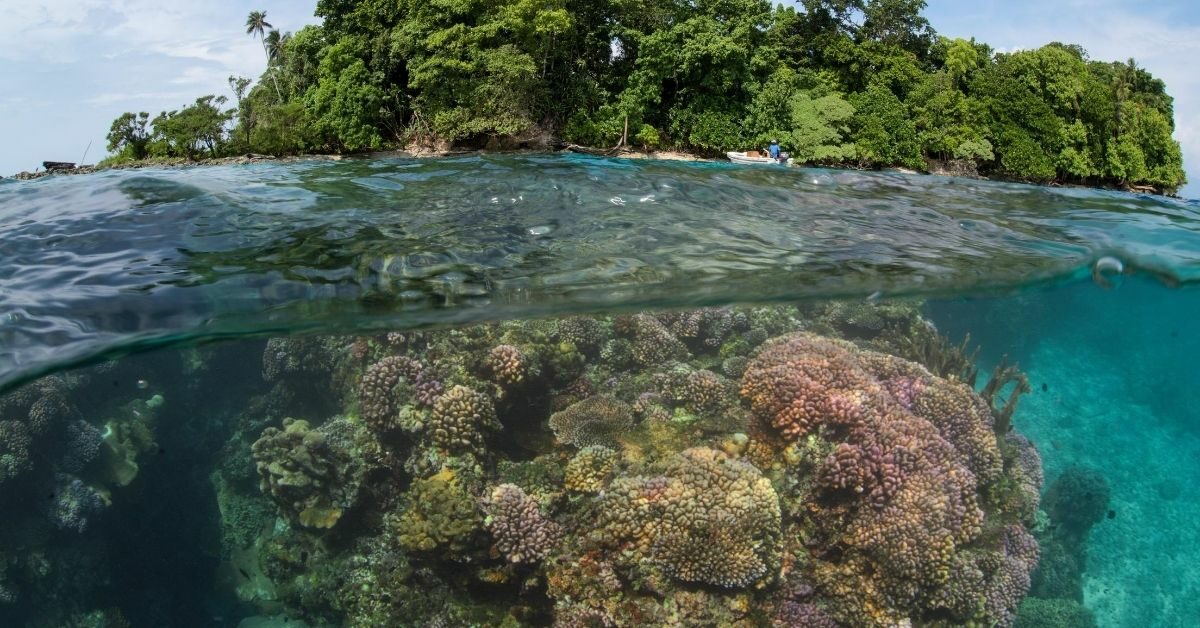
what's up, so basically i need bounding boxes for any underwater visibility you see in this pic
[0,155,1198,628]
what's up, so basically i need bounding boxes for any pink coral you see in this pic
[740,333,1026,625]
[484,483,562,563]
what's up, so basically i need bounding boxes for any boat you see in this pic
[727,151,787,166]
[42,161,76,171]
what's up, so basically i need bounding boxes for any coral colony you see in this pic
[0,303,1052,626]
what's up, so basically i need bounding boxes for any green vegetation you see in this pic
[100,2,1186,192]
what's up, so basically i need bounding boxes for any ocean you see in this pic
[0,154,1196,627]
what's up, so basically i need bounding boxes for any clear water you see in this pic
[0,155,1197,627]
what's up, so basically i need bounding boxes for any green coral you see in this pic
[392,469,482,553]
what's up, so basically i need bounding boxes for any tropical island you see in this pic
[93,0,1185,194]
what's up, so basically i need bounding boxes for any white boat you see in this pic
[727,151,787,165]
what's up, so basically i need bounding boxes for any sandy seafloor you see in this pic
[1008,337,1200,627]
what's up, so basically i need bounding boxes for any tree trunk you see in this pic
[263,42,283,101]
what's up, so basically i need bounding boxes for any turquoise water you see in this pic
[0,155,1198,627]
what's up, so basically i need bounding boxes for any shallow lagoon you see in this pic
[0,155,1197,627]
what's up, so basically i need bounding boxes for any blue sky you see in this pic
[2,1,1197,196]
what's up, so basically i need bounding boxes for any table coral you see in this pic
[549,395,634,448]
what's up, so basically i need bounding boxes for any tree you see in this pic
[246,10,283,100]
[106,112,151,160]
[150,96,232,159]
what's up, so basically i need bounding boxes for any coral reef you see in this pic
[548,395,634,448]
[251,417,370,529]
[427,384,499,455]
[391,469,481,553]
[483,483,562,563]
[741,332,1034,625]
[0,303,1047,627]
[597,447,781,588]
[563,446,618,493]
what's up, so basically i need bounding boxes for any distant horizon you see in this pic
[2,0,1197,197]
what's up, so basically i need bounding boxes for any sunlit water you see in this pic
[1,154,1198,627]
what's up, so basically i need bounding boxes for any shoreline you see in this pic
[2,146,1173,197]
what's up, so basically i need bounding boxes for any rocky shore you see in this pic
[3,147,1173,196]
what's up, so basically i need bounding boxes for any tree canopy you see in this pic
[101,2,1187,193]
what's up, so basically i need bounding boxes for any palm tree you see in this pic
[246,10,282,100]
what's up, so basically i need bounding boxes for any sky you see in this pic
[1,1,1197,197]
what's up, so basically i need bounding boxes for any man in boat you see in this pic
[768,139,781,162]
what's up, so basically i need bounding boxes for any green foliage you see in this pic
[106,112,151,160]
[851,83,922,168]
[148,96,232,159]
[306,38,386,151]
[102,3,1185,192]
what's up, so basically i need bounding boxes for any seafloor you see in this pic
[0,301,1116,627]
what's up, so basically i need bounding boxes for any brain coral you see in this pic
[597,447,781,588]
[741,333,1034,626]
[548,395,634,448]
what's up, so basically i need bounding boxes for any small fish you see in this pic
[1107,509,1117,520]
[1041,383,1048,392]
[238,567,251,580]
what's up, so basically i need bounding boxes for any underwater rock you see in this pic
[251,417,369,529]
[1043,466,1111,544]
[1014,596,1098,628]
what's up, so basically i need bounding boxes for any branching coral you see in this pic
[564,445,618,493]
[428,384,499,455]
[251,417,369,529]
[549,395,634,448]
[484,483,562,563]
[740,332,1033,626]
[358,355,425,431]
[486,344,539,388]
[597,447,781,589]
[612,314,690,366]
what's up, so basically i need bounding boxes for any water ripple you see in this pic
[1,153,1198,391]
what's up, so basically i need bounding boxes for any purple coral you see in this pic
[740,333,1034,625]
[358,355,424,431]
[484,484,562,563]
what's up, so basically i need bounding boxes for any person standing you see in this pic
[768,139,781,162]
